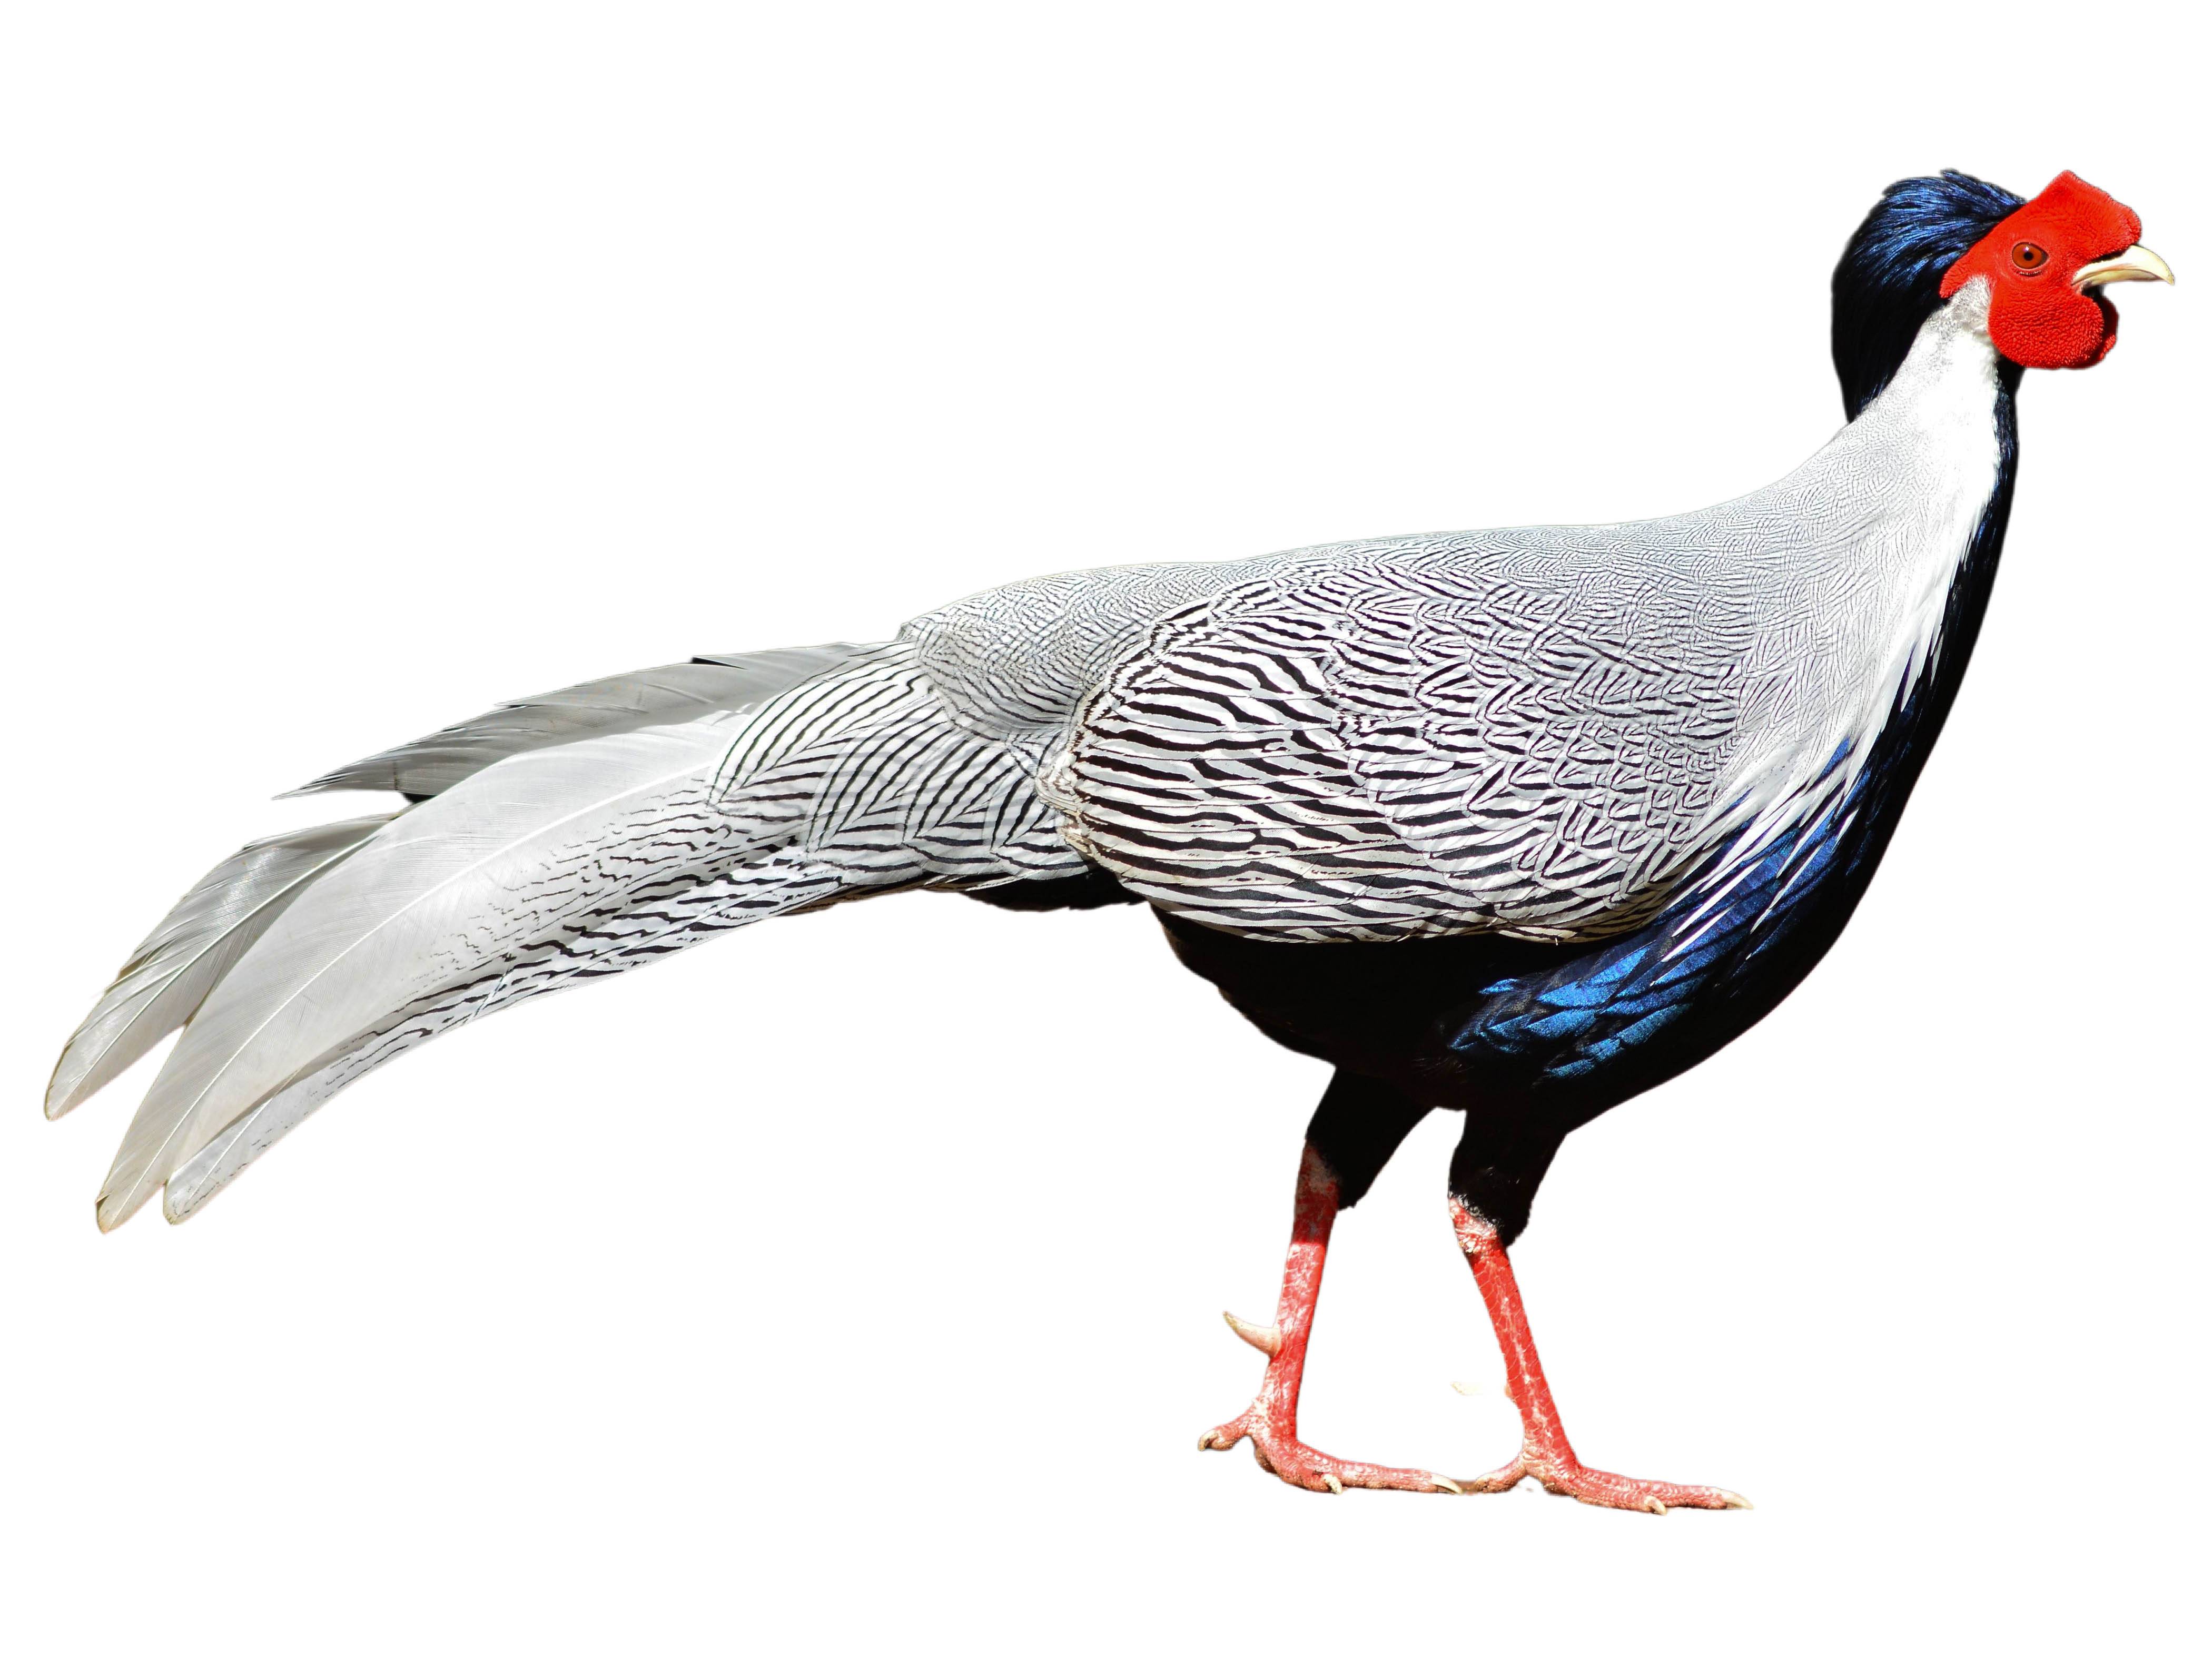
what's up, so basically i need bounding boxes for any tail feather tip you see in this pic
[94,1183,150,1234]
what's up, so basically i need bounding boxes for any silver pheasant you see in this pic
[46,164,2179,1513]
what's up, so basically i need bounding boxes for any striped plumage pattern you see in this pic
[56,258,2006,1228]
[1028,290,1999,942]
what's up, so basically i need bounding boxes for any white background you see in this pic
[2,4,2203,1654]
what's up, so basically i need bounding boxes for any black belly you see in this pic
[1156,909,1566,1097]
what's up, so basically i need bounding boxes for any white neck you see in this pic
[1828,278,2004,722]
[1713,281,2004,857]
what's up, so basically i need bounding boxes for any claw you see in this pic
[1223,1311,1283,1356]
[1430,1477,1464,1495]
[1321,1473,1344,1495]
[1719,1489,1753,1509]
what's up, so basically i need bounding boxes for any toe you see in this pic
[1198,1416,1252,1453]
[1549,1466,1750,1514]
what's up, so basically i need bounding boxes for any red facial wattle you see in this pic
[1940,171,2155,370]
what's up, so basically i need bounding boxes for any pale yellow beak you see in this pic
[2073,244,2176,289]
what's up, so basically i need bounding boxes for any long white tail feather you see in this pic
[45,814,398,1120]
[86,643,1082,1229]
[96,720,754,1229]
[287,644,859,799]
[159,846,846,1222]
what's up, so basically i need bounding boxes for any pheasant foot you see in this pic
[1460,1442,1749,1513]
[1200,1407,1461,1495]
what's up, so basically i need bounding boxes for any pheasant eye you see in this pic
[2011,241,2050,271]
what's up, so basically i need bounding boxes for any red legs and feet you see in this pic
[1199,1144,1461,1494]
[1451,1198,1750,1514]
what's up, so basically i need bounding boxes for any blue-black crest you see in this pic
[1832,171,2023,419]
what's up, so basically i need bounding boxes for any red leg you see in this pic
[1199,1144,1461,1494]
[1451,1198,1750,1514]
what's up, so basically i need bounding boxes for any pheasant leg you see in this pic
[1200,1143,1460,1494]
[1450,1198,1750,1514]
